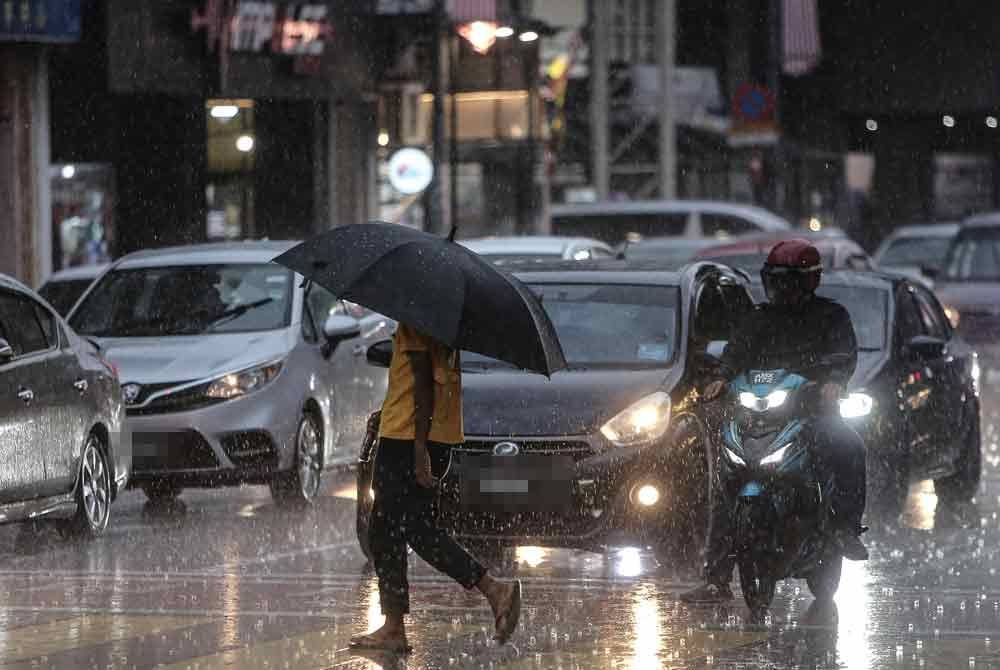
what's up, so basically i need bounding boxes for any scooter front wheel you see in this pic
[806,554,843,602]
[738,557,776,621]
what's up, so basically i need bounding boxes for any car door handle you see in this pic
[73,379,89,393]
[352,344,366,356]
[16,388,34,403]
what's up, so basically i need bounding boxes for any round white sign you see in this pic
[387,148,434,195]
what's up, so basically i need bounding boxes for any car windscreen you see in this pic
[463,283,680,369]
[747,284,888,350]
[38,278,95,315]
[70,263,294,337]
[943,228,1000,281]
[817,286,888,351]
[624,244,706,268]
[698,253,767,269]
[878,237,952,269]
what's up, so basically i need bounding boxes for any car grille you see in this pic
[461,439,593,461]
[127,383,222,416]
[132,430,219,472]
[221,431,278,468]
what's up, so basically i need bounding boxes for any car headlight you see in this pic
[839,392,873,419]
[738,389,789,412]
[943,304,960,329]
[205,361,283,400]
[600,392,672,447]
[759,443,792,467]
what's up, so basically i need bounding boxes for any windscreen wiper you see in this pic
[208,298,274,327]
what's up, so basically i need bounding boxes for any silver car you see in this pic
[0,273,127,536]
[67,241,391,508]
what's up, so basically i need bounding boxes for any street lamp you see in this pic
[456,21,498,55]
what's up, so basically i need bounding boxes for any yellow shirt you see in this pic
[379,324,464,445]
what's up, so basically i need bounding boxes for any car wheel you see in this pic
[271,410,323,506]
[935,418,981,504]
[356,464,375,564]
[867,447,908,520]
[142,481,183,504]
[66,435,112,538]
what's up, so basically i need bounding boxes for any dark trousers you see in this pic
[370,438,486,616]
[705,416,867,585]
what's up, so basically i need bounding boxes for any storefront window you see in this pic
[206,99,255,240]
[50,163,115,270]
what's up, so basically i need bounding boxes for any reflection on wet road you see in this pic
[0,387,999,668]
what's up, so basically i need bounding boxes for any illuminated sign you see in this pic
[387,148,434,195]
[192,1,331,56]
[0,0,80,43]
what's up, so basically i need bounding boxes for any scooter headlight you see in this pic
[723,446,746,467]
[600,392,672,447]
[839,392,874,419]
[738,389,789,412]
[759,443,792,467]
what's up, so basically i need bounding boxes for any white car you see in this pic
[873,222,959,284]
[549,200,791,246]
[67,242,391,508]
[460,236,615,265]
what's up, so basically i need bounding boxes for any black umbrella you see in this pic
[272,222,566,376]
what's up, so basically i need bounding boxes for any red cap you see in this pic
[765,238,822,272]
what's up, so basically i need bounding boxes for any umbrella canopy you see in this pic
[272,223,566,375]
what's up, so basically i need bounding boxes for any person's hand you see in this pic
[820,382,844,409]
[414,441,435,488]
[703,379,727,401]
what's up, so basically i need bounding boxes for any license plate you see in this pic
[458,454,574,510]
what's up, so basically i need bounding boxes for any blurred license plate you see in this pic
[459,454,573,510]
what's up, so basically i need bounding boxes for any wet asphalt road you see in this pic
[2,386,1000,669]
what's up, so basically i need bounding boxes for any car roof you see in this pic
[0,273,35,295]
[549,200,791,229]
[885,222,960,238]
[512,259,740,286]
[695,234,860,258]
[625,237,720,250]
[961,212,1000,229]
[459,236,608,255]
[44,263,109,282]
[747,269,896,291]
[113,240,299,269]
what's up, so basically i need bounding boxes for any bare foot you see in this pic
[350,623,411,653]
[485,579,522,643]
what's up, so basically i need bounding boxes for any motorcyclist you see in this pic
[681,239,868,604]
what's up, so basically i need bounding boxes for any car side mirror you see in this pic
[366,339,393,368]
[906,335,946,360]
[0,338,12,362]
[321,315,361,357]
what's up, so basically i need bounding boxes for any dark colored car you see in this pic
[745,271,981,515]
[357,261,757,557]
[695,231,873,271]
[0,273,129,536]
[37,264,108,316]
[932,214,1000,360]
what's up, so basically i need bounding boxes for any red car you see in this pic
[693,231,873,271]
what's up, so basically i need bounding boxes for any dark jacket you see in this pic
[721,296,858,386]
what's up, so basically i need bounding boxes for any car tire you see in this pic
[356,469,375,564]
[935,417,981,504]
[142,481,183,504]
[271,410,323,507]
[653,412,712,564]
[806,555,843,602]
[66,435,112,539]
[867,447,908,520]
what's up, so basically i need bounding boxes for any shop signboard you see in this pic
[0,0,81,43]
